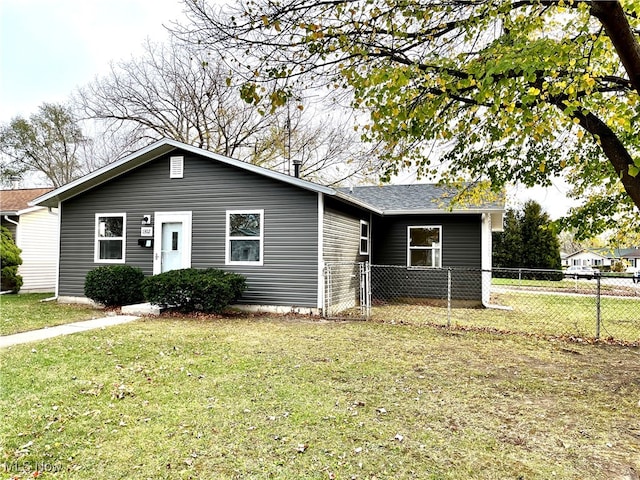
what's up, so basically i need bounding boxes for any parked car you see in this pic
[627,267,640,283]
[564,265,597,280]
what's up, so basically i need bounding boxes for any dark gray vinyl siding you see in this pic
[371,214,482,301]
[371,214,481,267]
[59,151,319,307]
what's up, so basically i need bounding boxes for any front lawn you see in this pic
[1,317,639,479]
[0,293,101,336]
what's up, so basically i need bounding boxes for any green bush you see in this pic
[141,268,247,313]
[1,226,23,292]
[84,265,145,307]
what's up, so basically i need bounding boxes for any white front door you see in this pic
[161,222,183,272]
[153,212,192,274]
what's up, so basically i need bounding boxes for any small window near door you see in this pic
[359,220,369,255]
[226,210,264,265]
[95,213,126,263]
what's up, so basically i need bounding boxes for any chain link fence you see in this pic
[323,263,640,344]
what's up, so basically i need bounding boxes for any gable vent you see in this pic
[170,156,184,179]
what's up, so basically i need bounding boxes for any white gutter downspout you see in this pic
[3,215,19,226]
[41,205,60,302]
[317,192,325,312]
[481,213,511,310]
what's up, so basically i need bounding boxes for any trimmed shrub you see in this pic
[141,268,247,314]
[84,265,145,307]
[1,226,23,292]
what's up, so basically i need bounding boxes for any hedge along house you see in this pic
[31,138,504,313]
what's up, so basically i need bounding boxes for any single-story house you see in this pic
[619,248,640,269]
[1,188,58,292]
[565,249,614,269]
[32,138,504,313]
[566,247,640,271]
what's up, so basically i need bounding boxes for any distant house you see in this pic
[1,188,58,292]
[565,249,613,269]
[565,247,640,271]
[619,248,640,269]
[32,138,504,312]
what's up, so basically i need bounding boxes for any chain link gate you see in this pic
[323,262,371,320]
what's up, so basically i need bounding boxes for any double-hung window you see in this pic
[359,220,370,255]
[95,213,126,262]
[407,225,441,268]
[226,210,264,265]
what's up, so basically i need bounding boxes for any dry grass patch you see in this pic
[1,316,639,479]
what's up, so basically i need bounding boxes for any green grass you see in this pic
[492,276,639,295]
[372,291,640,343]
[1,316,639,479]
[0,293,101,336]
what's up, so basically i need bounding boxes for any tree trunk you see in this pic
[574,109,640,209]
[590,1,640,94]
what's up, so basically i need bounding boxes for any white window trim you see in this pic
[226,209,264,266]
[407,225,442,268]
[359,219,370,255]
[94,213,126,263]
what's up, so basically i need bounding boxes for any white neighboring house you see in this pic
[564,249,613,269]
[1,188,58,293]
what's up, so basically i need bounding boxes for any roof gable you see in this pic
[32,138,334,208]
[30,138,504,216]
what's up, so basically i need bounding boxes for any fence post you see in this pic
[447,268,452,327]
[595,273,601,339]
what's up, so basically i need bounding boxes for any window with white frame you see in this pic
[95,213,126,262]
[407,226,441,268]
[359,220,370,255]
[226,210,264,265]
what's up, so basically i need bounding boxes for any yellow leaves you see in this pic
[576,129,584,140]
[539,162,546,173]
[582,73,595,88]
[261,15,281,31]
[527,87,540,97]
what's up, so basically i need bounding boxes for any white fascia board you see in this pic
[15,205,50,216]
[30,140,177,208]
[382,208,505,215]
[174,140,336,196]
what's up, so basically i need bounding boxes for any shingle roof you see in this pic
[0,188,53,214]
[339,184,504,213]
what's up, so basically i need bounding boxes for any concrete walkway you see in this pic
[0,315,140,348]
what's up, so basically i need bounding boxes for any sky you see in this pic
[0,0,575,218]
[0,0,185,122]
